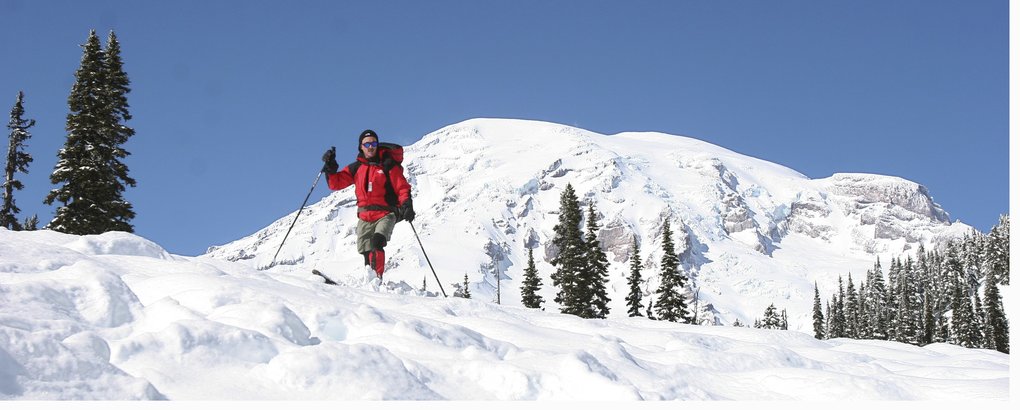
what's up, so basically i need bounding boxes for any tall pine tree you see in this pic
[520,247,544,309]
[862,259,889,340]
[625,236,644,317]
[812,282,825,339]
[2,91,34,231]
[832,277,847,338]
[982,279,1009,353]
[45,30,136,234]
[654,218,689,323]
[894,257,922,345]
[845,273,860,338]
[550,184,586,317]
[982,215,1009,286]
[581,203,611,319]
[921,291,935,345]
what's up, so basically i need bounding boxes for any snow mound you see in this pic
[67,231,174,259]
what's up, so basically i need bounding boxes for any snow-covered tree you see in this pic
[581,203,610,319]
[454,273,472,299]
[812,282,825,339]
[520,247,544,309]
[625,236,644,317]
[829,277,846,338]
[845,273,860,338]
[758,304,782,330]
[949,276,982,348]
[894,257,922,345]
[655,218,689,323]
[920,291,935,346]
[45,30,137,234]
[861,259,888,340]
[2,91,34,231]
[21,214,38,231]
[550,184,586,317]
[982,215,1009,286]
[982,279,1009,353]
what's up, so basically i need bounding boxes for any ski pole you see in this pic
[270,170,323,268]
[409,221,447,297]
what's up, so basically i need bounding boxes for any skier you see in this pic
[321,129,414,281]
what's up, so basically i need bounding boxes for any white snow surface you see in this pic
[0,226,1010,401]
[207,118,979,331]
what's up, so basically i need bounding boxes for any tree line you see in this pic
[518,182,695,323]
[812,215,1009,353]
[515,184,1008,354]
[2,30,136,234]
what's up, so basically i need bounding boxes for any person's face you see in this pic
[361,136,378,157]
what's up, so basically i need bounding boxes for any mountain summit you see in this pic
[205,118,973,329]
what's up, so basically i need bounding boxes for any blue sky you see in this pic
[0,1,1008,256]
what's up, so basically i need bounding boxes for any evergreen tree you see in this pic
[972,290,986,347]
[920,291,935,346]
[845,273,860,338]
[930,248,953,322]
[455,273,472,299]
[520,247,544,309]
[884,258,902,338]
[780,308,789,330]
[982,280,1009,353]
[625,236,644,317]
[2,91,34,231]
[824,300,834,339]
[862,259,889,340]
[856,279,867,337]
[962,233,983,290]
[760,304,782,329]
[833,277,846,338]
[823,277,847,338]
[950,276,982,348]
[982,215,1009,286]
[894,257,922,345]
[99,30,136,232]
[654,218,689,323]
[581,203,610,319]
[550,184,586,317]
[812,282,825,339]
[22,214,38,231]
[45,30,136,234]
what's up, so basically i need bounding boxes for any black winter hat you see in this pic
[358,129,378,145]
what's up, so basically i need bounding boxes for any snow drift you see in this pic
[0,229,1009,400]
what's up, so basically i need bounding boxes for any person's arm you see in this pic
[321,147,354,190]
[327,163,355,190]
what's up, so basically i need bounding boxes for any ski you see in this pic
[311,269,339,286]
[311,267,438,297]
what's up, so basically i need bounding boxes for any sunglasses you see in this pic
[362,141,379,148]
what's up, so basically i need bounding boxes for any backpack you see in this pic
[347,142,404,208]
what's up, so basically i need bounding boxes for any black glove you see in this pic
[399,198,415,222]
[321,146,338,174]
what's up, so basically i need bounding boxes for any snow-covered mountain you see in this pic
[206,118,976,330]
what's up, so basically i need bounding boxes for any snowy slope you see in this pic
[205,118,976,331]
[0,229,1009,400]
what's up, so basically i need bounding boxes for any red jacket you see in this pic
[326,149,412,222]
